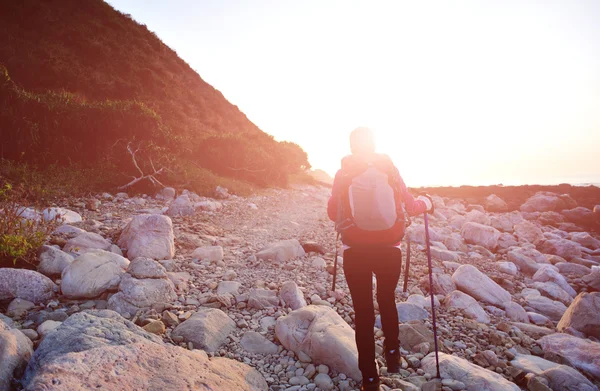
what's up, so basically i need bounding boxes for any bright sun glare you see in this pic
[109,0,600,187]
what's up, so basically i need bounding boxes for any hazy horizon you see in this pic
[108,0,600,187]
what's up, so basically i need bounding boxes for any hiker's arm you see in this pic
[327,170,342,221]
[397,174,427,216]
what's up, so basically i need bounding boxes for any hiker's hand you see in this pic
[417,195,434,214]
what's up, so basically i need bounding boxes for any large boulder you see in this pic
[443,290,490,323]
[541,364,599,391]
[117,214,175,260]
[0,328,33,391]
[460,222,501,251]
[248,289,279,310]
[63,232,112,255]
[21,310,266,391]
[520,192,576,213]
[240,331,278,355]
[556,262,591,279]
[562,207,595,226]
[406,224,445,245]
[0,269,56,303]
[166,194,195,217]
[61,250,129,299]
[108,274,176,316]
[42,207,82,224]
[398,322,435,353]
[419,273,456,296]
[533,282,573,306]
[533,265,576,298]
[430,247,461,263]
[485,194,508,212]
[465,210,490,226]
[504,301,529,323]
[513,221,544,244]
[522,289,567,322]
[538,333,600,380]
[279,281,307,310]
[538,238,583,261]
[421,352,520,391]
[557,292,600,338]
[171,308,235,352]
[452,265,511,307]
[569,232,600,250]
[256,239,305,262]
[510,353,561,375]
[275,305,360,381]
[375,303,429,327]
[508,248,545,275]
[37,245,74,277]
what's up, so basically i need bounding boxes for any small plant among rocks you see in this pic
[0,183,59,267]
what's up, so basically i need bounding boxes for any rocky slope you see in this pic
[1,185,600,391]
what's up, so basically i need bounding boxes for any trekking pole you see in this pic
[403,237,411,292]
[331,232,340,291]
[423,199,441,379]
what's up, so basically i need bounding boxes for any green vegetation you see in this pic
[0,0,310,197]
[0,184,60,268]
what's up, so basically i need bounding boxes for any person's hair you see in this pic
[349,127,375,155]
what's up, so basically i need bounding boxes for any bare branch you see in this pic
[118,142,166,190]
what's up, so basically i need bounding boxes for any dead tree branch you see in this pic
[118,142,166,189]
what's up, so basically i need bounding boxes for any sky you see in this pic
[108,0,600,187]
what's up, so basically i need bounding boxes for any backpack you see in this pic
[335,154,406,246]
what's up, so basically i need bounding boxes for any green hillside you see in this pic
[0,0,309,194]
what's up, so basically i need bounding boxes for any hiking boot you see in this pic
[385,348,401,373]
[361,376,381,391]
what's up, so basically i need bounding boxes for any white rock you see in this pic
[460,222,501,251]
[485,194,508,212]
[217,281,241,296]
[37,245,74,277]
[443,290,490,323]
[376,302,429,327]
[61,250,129,299]
[496,261,518,276]
[275,305,361,381]
[0,328,33,391]
[314,373,334,391]
[192,246,224,263]
[256,239,305,262]
[42,207,82,224]
[117,214,175,260]
[166,195,195,217]
[36,320,61,339]
[504,301,529,323]
[510,353,561,375]
[451,265,511,307]
[569,232,600,250]
[280,281,307,310]
[465,210,490,225]
[406,294,440,309]
[422,352,520,390]
[533,264,576,297]
[538,238,583,261]
[557,292,600,338]
[171,308,236,352]
[522,289,567,321]
[63,232,112,255]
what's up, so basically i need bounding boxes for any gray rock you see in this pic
[117,214,175,260]
[248,289,279,310]
[108,274,176,315]
[376,303,429,328]
[42,207,82,224]
[504,301,529,323]
[37,245,74,277]
[497,261,518,276]
[240,331,278,355]
[314,373,334,391]
[0,329,33,391]
[21,310,266,391]
[166,195,195,217]
[171,308,235,352]
[217,281,241,296]
[556,262,591,279]
[541,364,599,391]
[538,239,583,261]
[533,265,576,298]
[419,273,456,296]
[522,289,567,321]
[538,333,600,380]
[36,320,61,339]
[127,257,167,279]
[513,221,544,244]
[510,353,561,375]
[7,298,35,319]
[0,269,57,303]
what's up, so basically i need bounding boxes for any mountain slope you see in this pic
[0,0,309,190]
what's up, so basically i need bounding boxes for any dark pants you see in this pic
[343,246,402,378]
